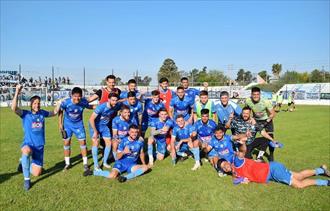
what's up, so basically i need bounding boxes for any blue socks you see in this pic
[315,167,325,175]
[315,179,328,186]
[93,169,110,178]
[147,144,153,156]
[21,154,31,180]
[125,168,144,180]
[103,146,111,165]
[92,146,99,168]
[191,148,200,162]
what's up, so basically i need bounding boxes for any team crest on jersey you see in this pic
[32,122,43,129]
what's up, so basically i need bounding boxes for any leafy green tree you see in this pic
[158,58,181,83]
[272,63,282,78]
[236,69,245,82]
[258,70,269,82]
[244,71,253,82]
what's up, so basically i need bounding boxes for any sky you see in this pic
[1,0,329,85]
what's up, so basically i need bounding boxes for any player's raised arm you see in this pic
[236,141,247,158]
[11,84,24,116]
[88,93,99,103]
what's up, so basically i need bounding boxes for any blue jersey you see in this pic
[123,100,143,125]
[112,116,133,139]
[170,96,194,120]
[185,88,200,103]
[117,136,144,163]
[209,134,234,162]
[94,102,121,127]
[143,99,165,121]
[120,89,141,99]
[213,100,242,125]
[150,118,174,141]
[60,98,90,126]
[172,124,195,141]
[21,109,50,147]
[195,119,217,143]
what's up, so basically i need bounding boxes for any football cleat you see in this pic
[118,175,127,183]
[320,164,330,177]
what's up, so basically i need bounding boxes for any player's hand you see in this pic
[16,84,23,93]
[187,118,193,125]
[246,129,252,138]
[203,82,208,88]
[92,131,99,140]
[266,118,271,123]
[162,126,169,132]
[123,146,131,154]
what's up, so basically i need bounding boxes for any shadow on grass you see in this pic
[33,150,93,185]
[0,171,20,184]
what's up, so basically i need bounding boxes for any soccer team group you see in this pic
[11,75,330,191]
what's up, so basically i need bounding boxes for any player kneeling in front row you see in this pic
[13,84,61,191]
[217,141,330,188]
[171,115,200,170]
[147,108,174,167]
[93,125,150,182]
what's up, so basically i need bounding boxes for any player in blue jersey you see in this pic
[123,91,143,127]
[112,105,133,162]
[180,77,208,104]
[206,126,246,176]
[147,108,174,167]
[141,90,165,138]
[89,93,121,170]
[12,84,61,190]
[171,115,201,170]
[58,87,94,175]
[213,91,242,131]
[119,79,141,101]
[93,125,150,182]
[169,86,194,124]
[193,109,217,168]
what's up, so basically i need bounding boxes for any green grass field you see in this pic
[0,105,329,210]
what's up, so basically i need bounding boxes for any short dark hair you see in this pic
[151,90,160,96]
[220,91,229,97]
[177,86,184,91]
[129,124,139,130]
[159,77,169,83]
[201,108,210,115]
[127,91,136,98]
[180,77,189,82]
[200,90,208,96]
[127,79,137,85]
[242,106,251,111]
[215,125,226,132]
[30,95,41,105]
[158,108,167,113]
[108,92,119,99]
[106,75,116,81]
[176,114,184,120]
[121,105,130,111]
[251,87,260,93]
[71,87,82,96]
[217,158,228,172]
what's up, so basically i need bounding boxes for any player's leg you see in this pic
[264,120,275,161]
[155,140,166,161]
[90,126,100,170]
[112,139,120,161]
[30,145,44,177]
[292,165,330,180]
[62,125,73,170]
[21,145,32,190]
[118,164,149,182]
[191,139,201,170]
[102,137,112,168]
[291,177,329,188]
[170,141,177,166]
[147,136,155,166]
[255,138,269,161]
